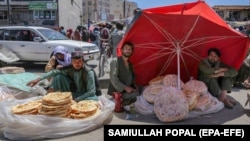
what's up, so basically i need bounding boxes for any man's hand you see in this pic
[210,72,224,78]
[56,65,63,69]
[26,78,41,87]
[215,68,228,74]
[125,86,137,93]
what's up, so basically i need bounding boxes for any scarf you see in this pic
[53,46,71,66]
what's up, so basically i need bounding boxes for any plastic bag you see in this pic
[134,95,155,116]
[187,92,224,118]
[0,95,114,140]
[0,86,15,101]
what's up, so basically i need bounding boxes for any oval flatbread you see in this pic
[42,92,72,104]
[11,100,42,114]
[143,84,165,103]
[162,74,184,88]
[154,87,189,122]
[149,76,164,85]
[183,79,208,94]
[71,100,98,114]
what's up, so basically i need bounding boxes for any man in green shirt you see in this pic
[198,48,238,109]
[26,51,98,102]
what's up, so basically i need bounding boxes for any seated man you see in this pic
[197,48,238,109]
[27,51,98,102]
[234,53,250,89]
[107,42,140,113]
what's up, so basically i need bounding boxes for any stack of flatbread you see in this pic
[182,79,208,95]
[182,80,208,110]
[70,100,100,119]
[11,92,101,119]
[154,87,189,122]
[0,66,25,74]
[11,99,42,115]
[38,92,73,118]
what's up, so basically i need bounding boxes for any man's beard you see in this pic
[123,52,132,58]
[208,60,216,67]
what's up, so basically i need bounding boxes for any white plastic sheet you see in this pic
[0,46,20,62]
[187,92,224,119]
[134,95,154,116]
[0,95,114,140]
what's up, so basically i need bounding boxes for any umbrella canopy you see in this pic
[117,0,250,87]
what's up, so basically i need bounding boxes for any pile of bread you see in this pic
[0,66,25,74]
[143,74,216,122]
[11,92,100,119]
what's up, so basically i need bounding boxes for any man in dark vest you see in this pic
[108,42,140,113]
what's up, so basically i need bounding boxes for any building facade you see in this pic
[0,0,82,30]
[82,0,138,24]
[0,0,137,30]
[213,5,250,21]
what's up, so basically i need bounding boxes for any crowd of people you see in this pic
[54,21,126,59]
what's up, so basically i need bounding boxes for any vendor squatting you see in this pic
[108,129,196,136]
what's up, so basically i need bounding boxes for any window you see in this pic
[3,30,20,41]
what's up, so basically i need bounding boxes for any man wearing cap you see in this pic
[27,51,98,101]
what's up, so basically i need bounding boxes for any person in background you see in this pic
[108,42,140,114]
[125,8,141,28]
[234,52,250,89]
[72,29,82,41]
[82,26,90,42]
[66,28,73,39]
[99,23,111,55]
[198,48,238,109]
[111,22,125,57]
[45,46,71,72]
[27,51,98,102]
[59,26,66,36]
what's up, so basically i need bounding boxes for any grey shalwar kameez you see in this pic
[108,57,140,106]
[198,58,238,98]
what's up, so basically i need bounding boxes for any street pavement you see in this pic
[0,60,250,141]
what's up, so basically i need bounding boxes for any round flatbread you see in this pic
[11,100,42,114]
[70,109,101,119]
[71,100,98,114]
[143,84,165,103]
[154,87,189,122]
[42,92,72,104]
[183,79,208,95]
[0,66,25,74]
[162,74,184,88]
[194,93,211,111]
[149,76,164,85]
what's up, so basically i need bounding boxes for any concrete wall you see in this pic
[58,0,82,30]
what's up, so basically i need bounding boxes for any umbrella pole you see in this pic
[176,42,181,90]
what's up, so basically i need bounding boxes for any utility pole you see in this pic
[7,0,11,25]
[56,0,59,27]
[123,0,126,18]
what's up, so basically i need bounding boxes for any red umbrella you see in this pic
[117,0,250,88]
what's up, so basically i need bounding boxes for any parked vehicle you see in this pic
[0,26,100,66]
